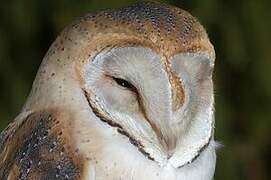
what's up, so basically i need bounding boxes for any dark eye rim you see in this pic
[112,76,135,90]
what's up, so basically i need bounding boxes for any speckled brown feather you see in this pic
[69,1,214,58]
[0,110,84,179]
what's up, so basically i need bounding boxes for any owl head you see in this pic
[22,2,215,169]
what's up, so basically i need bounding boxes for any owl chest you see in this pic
[81,138,216,180]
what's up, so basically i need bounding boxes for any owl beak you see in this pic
[138,84,181,158]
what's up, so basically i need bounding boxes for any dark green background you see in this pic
[0,0,270,179]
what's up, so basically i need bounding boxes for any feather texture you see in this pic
[0,2,216,179]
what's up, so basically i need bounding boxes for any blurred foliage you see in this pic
[0,0,270,179]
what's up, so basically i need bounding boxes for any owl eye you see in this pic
[112,77,134,89]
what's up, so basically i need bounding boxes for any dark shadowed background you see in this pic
[0,0,270,179]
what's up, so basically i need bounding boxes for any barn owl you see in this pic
[0,2,217,180]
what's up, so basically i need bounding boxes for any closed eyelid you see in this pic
[112,77,133,88]
[106,75,137,92]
